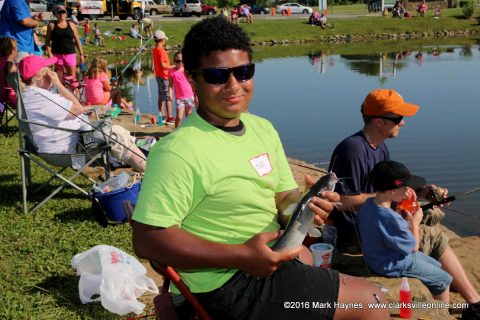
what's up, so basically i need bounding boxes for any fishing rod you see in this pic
[112,34,155,82]
[420,186,480,216]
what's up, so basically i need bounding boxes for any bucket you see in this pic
[94,181,141,222]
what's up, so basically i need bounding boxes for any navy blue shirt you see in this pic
[328,131,390,244]
[357,198,415,276]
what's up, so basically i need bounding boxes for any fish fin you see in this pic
[282,203,297,217]
[308,226,322,238]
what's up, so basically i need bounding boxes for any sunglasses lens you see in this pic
[202,64,255,85]
[378,116,403,124]
[233,64,255,82]
[393,116,403,124]
[202,68,230,85]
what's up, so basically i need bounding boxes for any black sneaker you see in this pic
[462,302,480,320]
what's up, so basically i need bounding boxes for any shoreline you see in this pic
[84,29,480,56]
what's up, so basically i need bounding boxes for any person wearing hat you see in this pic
[137,17,153,38]
[152,30,174,125]
[357,160,480,317]
[18,55,146,173]
[328,89,447,254]
[44,5,85,82]
[70,9,80,26]
[328,89,480,319]
[0,0,45,61]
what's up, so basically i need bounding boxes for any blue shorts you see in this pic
[402,251,452,295]
[156,77,169,102]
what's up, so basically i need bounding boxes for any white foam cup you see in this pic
[310,243,334,269]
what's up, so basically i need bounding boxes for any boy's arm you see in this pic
[406,208,423,252]
[131,221,301,278]
[161,61,174,70]
[168,73,174,99]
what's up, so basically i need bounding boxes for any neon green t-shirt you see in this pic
[133,112,297,293]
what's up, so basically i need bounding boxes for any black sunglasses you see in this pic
[193,63,255,85]
[174,59,183,63]
[57,10,67,14]
[376,115,403,125]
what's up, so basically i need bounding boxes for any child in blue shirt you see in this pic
[357,160,452,302]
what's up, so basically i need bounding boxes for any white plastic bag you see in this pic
[71,245,159,315]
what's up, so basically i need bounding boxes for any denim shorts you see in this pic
[156,77,169,102]
[195,260,339,320]
[402,251,452,296]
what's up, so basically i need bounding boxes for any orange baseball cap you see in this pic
[361,89,419,117]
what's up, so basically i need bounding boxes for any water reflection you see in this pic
[308,49,335,74]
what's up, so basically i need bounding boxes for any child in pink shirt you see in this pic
[84,57,131,108]
[168,51,196,128]
[0,37,17,106]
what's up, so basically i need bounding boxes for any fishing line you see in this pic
[113,34,154,82]
[341,181,372,277]
[443,207,477,218]
[455,186,480,199]
[420,185,480,217]
[28,89,147,162]
[287,161,328,173]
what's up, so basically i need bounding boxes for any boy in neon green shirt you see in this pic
[132,17,389,320]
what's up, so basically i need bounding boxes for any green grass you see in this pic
[73,5,479,55]
[326,3,370,14]
[0,128,138,319]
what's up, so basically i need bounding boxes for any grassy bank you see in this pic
[77,6,480,55]
[0,131,132,319]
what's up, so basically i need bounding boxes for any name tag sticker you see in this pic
[250,153,272,176]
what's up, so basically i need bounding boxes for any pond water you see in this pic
[107,39,480,236]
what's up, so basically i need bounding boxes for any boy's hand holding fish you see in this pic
[236,174,340,277]
[272,173,340,252]
[237,231,303,278]
[304,174,340,225]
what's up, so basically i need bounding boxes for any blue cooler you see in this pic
[94,181,141,222]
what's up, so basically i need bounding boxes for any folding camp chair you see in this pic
[150,262,212,320]
[0,100,16,137]
[1,71,18,137]
[12,72,111,214]
[123,201,212,320]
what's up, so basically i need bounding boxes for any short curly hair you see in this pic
[182,17,252,73]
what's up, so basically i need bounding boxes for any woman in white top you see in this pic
[18,55,146,172]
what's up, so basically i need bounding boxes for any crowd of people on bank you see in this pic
[1,3,479,319]
[391,0,440,18]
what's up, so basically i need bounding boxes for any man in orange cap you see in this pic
[327,90,480,318]
[328,89,421,250]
